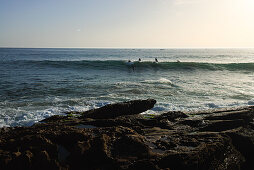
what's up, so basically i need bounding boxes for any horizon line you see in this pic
[0,46,254,49]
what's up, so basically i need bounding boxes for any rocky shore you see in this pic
[0,99,253,170]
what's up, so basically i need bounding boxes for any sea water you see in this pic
[0,48,254,127]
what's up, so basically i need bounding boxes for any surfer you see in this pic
[138,58,141,62]
[155,58,158,62]
[127,60,134,71]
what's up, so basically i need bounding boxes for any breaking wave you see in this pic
[2,60,254,71]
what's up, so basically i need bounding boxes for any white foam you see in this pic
[143,78,173,85]
[0,98,115,127]
[1,97,253,128]
[158,78,173,84]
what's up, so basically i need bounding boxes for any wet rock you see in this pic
[204,109,253,122]
[200,119,245,132]
[156,111,188,121]
[0,100,253,170]
[79,99,156,119]
[225,128,254,170]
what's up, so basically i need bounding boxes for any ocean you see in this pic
[0,48,254,127]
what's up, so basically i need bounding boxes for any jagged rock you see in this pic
[0,100,253,170]
[224,128,254,170]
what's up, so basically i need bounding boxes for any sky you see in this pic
[0,0,254,48]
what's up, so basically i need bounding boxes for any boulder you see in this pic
[79,99,156,119]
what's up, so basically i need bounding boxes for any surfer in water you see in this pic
[155,58,158,62]
[138,58,141,62]
[127,60,135,71]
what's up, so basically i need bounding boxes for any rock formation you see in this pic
[0,99,253,170]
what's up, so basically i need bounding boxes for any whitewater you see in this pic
[0,48,254,127]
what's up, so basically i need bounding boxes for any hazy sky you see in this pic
[0,0,254,48]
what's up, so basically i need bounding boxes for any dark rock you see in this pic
[0,100,254,170]
[128,160,159,170]
[225,128,254,170]
[200,119,245,132]
[204,109,254,122]
[156,111,188,121]
[80,99,156,119]
[178,119,204,127]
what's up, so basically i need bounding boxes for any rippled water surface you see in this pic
[0,48,254,127]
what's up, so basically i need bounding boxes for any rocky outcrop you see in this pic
[0,100,253,170]
[66,99,156,119]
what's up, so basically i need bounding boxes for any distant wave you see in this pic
[2,60,254,71]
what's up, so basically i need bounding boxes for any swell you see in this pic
[2,60,254,71]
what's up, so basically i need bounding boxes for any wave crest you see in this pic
[3,60,254,71]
